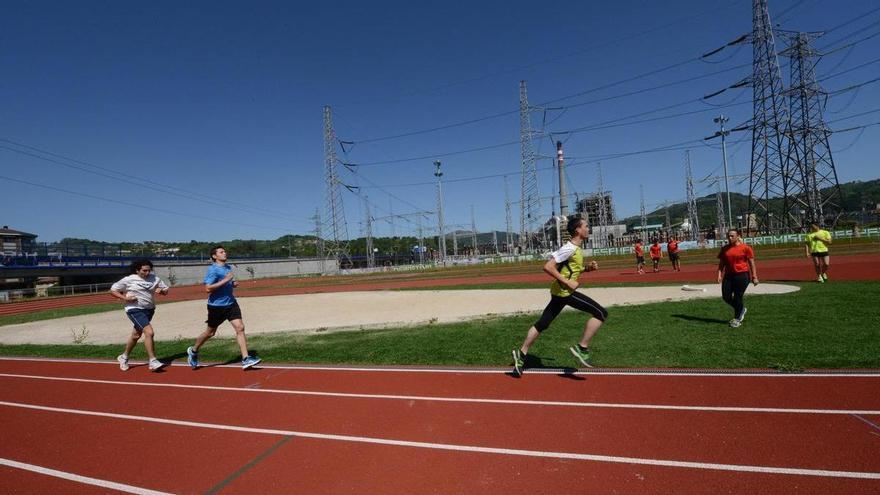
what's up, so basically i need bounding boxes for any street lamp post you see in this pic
[434,160,446,265]
[714,115,733,230]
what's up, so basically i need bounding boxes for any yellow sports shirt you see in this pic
[550,242,584,297]
[805,230,831,254]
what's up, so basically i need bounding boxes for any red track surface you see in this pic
[1,358,878,493]
[2,253,879,317]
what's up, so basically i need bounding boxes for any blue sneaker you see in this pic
[242,356,261,369]
[186,346,199,369]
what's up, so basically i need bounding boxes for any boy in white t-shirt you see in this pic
[110,259,169,371]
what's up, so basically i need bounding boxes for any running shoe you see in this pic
[186,346,199,369]
[569,345,593,368]
[148,358,165,371]
[242,356,262,369]
[512,349,524,377]
[117,354,129,372]
[737,307,748,323]
[822,273,828,281]
[817,276,824,283]
[729,319,742,328]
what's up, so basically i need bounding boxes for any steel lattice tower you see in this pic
[311,208,323,257]
[323,106,350,264]
[596,163,609,232]
[747,0,795,234]
[639,185,648,234]
[364,196,374,268]
[470,204,478,256]
[781,32,844,228]
[716,183,727,236]
[519,80,540,253]
[504,176,513,253]
[664,202,671,234]
[417,216,425,264]
[685,151,701,241]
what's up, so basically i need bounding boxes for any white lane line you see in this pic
[1,400,878,480]
[2,356,880,377]
[0,457,172,495]
[2,372,879,415]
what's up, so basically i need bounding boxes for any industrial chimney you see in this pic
[557,140,568,216]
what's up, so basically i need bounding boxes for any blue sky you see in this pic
[2,0,878,243]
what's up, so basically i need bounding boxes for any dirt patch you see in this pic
[0,284,799,345]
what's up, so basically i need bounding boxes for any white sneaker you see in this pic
[117,354,129,371]
[148,359,165,371]
[729,319,742,328]
[737,307,747,323]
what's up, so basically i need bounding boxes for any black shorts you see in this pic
[636,256,645,264]
[810,252,829,258]
[669,252,679,262]
[206,302,243,328]
[534,292,608,332]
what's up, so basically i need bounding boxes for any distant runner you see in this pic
[649,239,662,273]
[668,236,681,272]
[804,223,832,283]
[512,216,608,376]
[634,239,645,275]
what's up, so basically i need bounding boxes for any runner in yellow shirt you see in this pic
[804,223,832,283]
[511,216,607,376]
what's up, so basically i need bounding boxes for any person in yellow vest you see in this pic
[512,215,607,376]
[805,223,832,283]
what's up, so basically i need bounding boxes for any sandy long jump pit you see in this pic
[1,284,799,345]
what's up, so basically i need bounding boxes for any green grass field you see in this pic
[1,281,877,370]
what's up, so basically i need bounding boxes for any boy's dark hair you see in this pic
[566,215,585,236]
[636,238,642,243]
[210,245,225,261]
[130,258,153,274]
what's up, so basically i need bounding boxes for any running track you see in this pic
[1,358,878,494]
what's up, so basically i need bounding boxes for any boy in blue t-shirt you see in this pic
[186,246,261,370]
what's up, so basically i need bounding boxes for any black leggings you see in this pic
[534,291,608,332]
[721,272,750,319]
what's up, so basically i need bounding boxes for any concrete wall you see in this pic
[153,258,339,286]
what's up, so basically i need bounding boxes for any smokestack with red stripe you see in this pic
[557,140,568,216]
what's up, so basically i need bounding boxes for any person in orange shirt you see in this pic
[668,236,681,272]
[634,239,645,275]
[649,239,662,273]
[717,228,759,328]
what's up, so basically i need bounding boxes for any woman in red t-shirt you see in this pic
[649,239,662,273]
[634,239,645,274]
[668,236,681,272]
[717,229,759,328]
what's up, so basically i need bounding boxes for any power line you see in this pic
[348,37,754,144]
[818,55,880,81]
[0,139,309,224]
[353,56,878,168]
[0,174,297,234]
[333,0,747,111]
[823,5,880,34]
